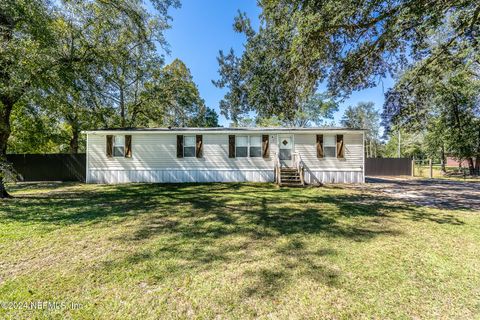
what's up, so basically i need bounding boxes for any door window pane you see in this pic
[279,137,292,149]
[279,149,292,160]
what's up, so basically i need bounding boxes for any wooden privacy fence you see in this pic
[365,158,412,176]
[7,154,86,182]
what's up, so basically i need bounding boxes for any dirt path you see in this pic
[353,177,480,211]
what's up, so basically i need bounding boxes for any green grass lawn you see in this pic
[1,183,479,319]
[414,165,480,182]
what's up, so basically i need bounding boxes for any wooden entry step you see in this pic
[279,167,304,187]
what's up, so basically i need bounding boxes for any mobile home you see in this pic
[83,127,365,185]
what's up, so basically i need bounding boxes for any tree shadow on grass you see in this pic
[1,183,198,226]
[104,184,468,297]
[98,185,411,297]
[2,182,466,299]
[3,182,464,238]
[118,191,405,244]
[241,238,341,298]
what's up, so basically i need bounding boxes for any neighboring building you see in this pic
[446,156,476,167]
[83,127,365,185]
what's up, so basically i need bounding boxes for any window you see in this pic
[233,135,265,158]
[113,135,125,157]
[184,136,196,157]
[249,136,262,157]
[323,135,336,158]
[236,136,248,157]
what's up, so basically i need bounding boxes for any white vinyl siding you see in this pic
[294,133,363,171]
[86,132,363,183]
[88,133,275,170]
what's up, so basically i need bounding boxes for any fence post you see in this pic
[429,159,433,179]
[411,159,415,177]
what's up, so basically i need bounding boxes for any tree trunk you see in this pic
[0,177,11,198]
[120,86,126,127]
[0,15,17,198]
[475,157,479,175]
[475,129,480,175]
[440,145,446,173]
[69,128,79,154]
[66,111,80,154]
[0,96,14,198]
[467,157,475,175]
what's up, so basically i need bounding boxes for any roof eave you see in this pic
[82,127,367,134]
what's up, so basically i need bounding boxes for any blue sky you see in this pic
[163,0,393,127]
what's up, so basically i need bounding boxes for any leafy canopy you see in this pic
[215,0,479,127]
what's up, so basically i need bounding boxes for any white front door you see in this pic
[278,135,293,167]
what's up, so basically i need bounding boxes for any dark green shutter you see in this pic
[177,135,183,158]
[106,135,113,157]
[262,135,270,158]
[228,135,235,158]
[196,135,203,158]
[316,134,323,158]
[337,134,344,158]
[125,135,132,158]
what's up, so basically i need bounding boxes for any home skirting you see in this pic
[87,168,364,184]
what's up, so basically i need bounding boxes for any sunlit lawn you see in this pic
[1,182,479,319]
[415,165,480,182]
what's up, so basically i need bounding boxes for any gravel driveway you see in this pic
[353,177,480,211]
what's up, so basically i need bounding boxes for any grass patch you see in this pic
[414,165,480,182]
[1,182,479,319]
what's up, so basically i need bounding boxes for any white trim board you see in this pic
[88,168,363,172]
[83,129,366,135]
